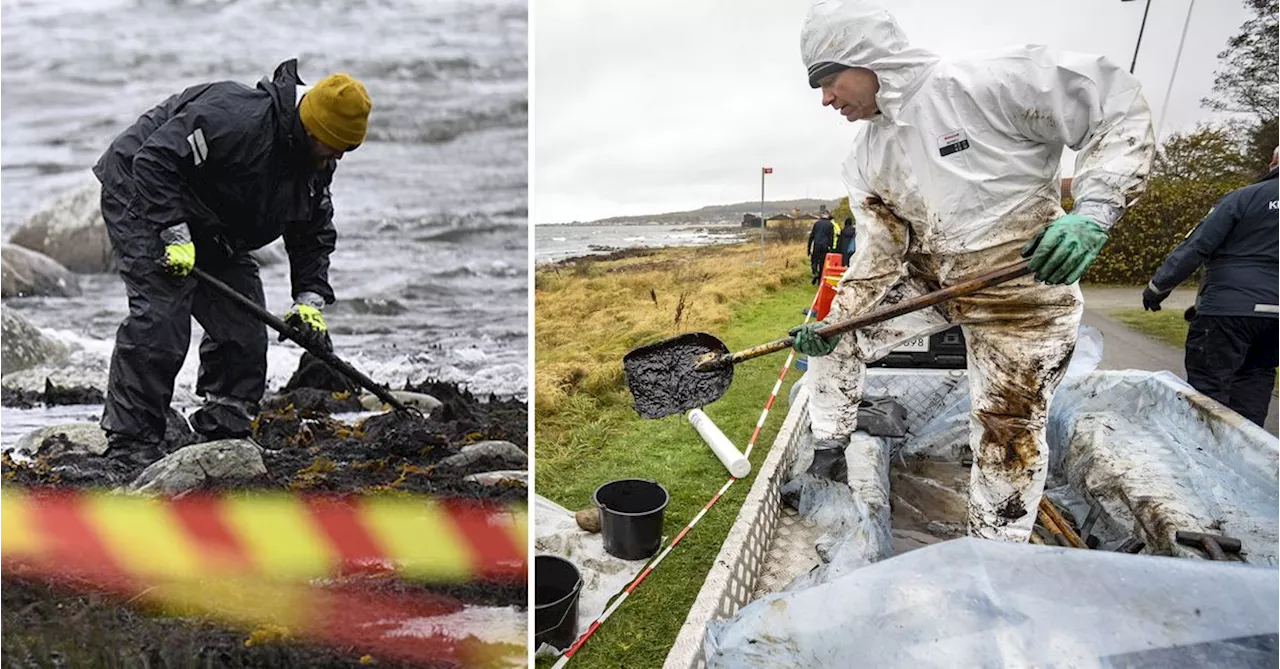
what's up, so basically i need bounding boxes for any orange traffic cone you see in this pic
[814,253,845,321]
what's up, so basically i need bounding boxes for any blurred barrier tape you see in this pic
[1,488,527,583]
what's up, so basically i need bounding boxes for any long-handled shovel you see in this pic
[190,267,413,414]
[622,259,1033,419]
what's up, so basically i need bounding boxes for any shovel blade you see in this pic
[623,332,733,419]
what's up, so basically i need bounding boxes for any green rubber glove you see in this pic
[159,223,195,277]
[789,321,839,357]
[282,301,332,352]
[1021,214,1108,285]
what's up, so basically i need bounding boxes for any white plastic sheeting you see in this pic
[706,538,1279,668]
[830,329,1279,562]
[709,367,1279,664]
[1047,370,1279,563]
[778,326,1108,588]
[892,367,1279,563]
[533,495,646,655]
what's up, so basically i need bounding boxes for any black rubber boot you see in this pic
[102,436,165,470]
[806,438,849,483]
[190,402,253,441]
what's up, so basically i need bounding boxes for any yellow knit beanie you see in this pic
[299,73,372,151]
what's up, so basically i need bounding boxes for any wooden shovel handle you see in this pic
[709,259,1034,368]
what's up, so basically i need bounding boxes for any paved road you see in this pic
[1080,286,1278,435]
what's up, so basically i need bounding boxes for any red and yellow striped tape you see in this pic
[1,488,527,583]
[2,487,527,666]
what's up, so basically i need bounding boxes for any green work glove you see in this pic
[1021,214,1108,285]
[159,223,195,277]
[789,321,840,357]
[282,293,332,352]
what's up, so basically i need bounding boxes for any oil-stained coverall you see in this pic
[93,59,340,449]
[798,1,1154,542]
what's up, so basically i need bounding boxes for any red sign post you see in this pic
[760,167,773,262]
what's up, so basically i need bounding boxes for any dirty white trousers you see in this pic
[808,239,1082,543]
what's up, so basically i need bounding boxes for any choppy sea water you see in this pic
[534,223,749,264]
[1,0,529,437]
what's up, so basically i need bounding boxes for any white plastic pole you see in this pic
[687,409,751,478]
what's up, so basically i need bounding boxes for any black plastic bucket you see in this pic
[594,479,669,560]
[534,554,581,651]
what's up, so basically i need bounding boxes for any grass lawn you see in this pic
[1108,307,1278,390]
[535,241,816,667]
[1108,308,1190,348]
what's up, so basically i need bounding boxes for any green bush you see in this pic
[1082,123,1258,284]
[1084,176,1247,284]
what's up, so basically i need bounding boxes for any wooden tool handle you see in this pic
[190,267,412,414]
[716,259,1034,368]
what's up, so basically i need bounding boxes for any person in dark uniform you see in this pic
[1143,148,1279,427]
[836,216,856,266]
[93,60,372,466]
[807,211,836,284]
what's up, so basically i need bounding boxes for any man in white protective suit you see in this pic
[790,1,1155,543]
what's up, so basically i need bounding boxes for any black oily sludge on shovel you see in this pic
[623,332,733,419]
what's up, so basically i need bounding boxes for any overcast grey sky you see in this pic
[533,0,1253,223]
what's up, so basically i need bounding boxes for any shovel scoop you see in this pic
[622,332,733,420]
[623,259,1033,419]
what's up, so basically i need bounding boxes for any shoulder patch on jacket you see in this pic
[186,128,208,166]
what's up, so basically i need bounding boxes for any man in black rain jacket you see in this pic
[836,216,856,266]
[1143,150,1279,427]
[93,59,372,466]
[807,211,836,284]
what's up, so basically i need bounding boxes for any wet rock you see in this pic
[9,183,115,274]
[264,388,363,416]
[1,244,82,297]
[360,390,443,414]
[129,439,267,496]
[0,387,39,408]
[41,378,105,405]
[575,507,601,533]
[283,352,359,393]
[436,440,527,475]
[1,378,105,408]
[13,423,109,457]
[1,310,68,374]
[463,469,528,487]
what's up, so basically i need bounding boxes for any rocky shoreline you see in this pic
[2,352,528,667]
